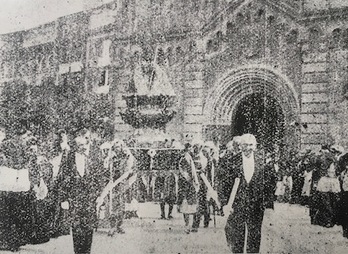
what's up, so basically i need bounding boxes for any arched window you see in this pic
[119,47,125,65]
[255,9,265,22]
[267,15,275,25]
[188,41,197,54]
[286,29,298,44]
[0,63,5,79]
[166,47,173,65]
[226,22,234,37]
[133,50,141,63]
[331,28,342,49]
[99,69,109,87]
[244,11,251,24]
[29,60,38,74]
[216,31,223,50]
[258,9,265,17]
[60,24,68,38]
[206,40,213,54]
[157,47,165,65]
[308,26,322,50]
[176,46,184,61]
[309,27,321,40]
[236,13,244,24]
[47,55,54,71]
[142,47,153,62]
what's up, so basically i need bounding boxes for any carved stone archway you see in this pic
[203,65,300,150]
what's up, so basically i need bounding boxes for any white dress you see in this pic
[301,171,312,197]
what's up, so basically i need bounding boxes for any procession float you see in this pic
[97,48,184,222]
[119,53,182,203]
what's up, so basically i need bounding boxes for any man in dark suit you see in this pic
[224,134,276,253]
[217,136,241,215]
[58,128,106,254]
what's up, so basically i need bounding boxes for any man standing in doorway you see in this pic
[224,134,276,253]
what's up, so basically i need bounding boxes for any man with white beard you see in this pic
[224,134,276,253]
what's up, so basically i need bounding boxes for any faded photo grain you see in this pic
[1,0,348,253]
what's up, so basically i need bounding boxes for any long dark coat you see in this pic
[0,138,39,250]
[224,152,277,253]
[216,151,238,207]
[57,141,106,228]
[177,151,198,207]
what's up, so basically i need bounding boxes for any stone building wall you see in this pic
[2,0,348,150]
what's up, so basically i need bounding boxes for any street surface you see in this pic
[1,203,348,254]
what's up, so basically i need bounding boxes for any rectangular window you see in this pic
[99,69,109,87]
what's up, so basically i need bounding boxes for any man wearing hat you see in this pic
[58,128,105,254]
[224,134,276,253]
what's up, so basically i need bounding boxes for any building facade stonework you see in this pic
[1,0,348,152]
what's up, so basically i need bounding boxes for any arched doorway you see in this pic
[231,92,285,152]
[203,66,300,153]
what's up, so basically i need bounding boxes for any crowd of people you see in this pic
[175,134,348,252]
[1,116,348,253]
[0,123,71,252]
[0,121,137,253]
[272,144,348,238]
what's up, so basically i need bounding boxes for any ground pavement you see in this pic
[1,202,348,254]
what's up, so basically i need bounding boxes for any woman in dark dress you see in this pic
[29,137,52,244]
[309,150,334,225]
[313,163,341,228]
[0,126,39,251]
[0,124,20,252]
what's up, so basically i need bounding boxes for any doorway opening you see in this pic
[230,92,285,153]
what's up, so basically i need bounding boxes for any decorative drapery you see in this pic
[130,148,182,202]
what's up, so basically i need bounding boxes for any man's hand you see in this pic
[61,201,69,210]
[33,184,39,193]
[223,205,234,216]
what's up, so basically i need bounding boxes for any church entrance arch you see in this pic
[203,66,300,154]
[231,92,285,152]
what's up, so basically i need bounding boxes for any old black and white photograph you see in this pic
[1,0,348,253]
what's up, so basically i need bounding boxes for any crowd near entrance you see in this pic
[2,64,348,254]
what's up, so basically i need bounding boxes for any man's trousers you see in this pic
[72,224,93,254]
[225,209,264,253]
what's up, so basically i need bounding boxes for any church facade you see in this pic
[1,0,348,152]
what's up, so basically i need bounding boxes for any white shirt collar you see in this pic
[242,152,255,184]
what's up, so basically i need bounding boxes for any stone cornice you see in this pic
[299,7,348,23]
[4,0,348,49]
